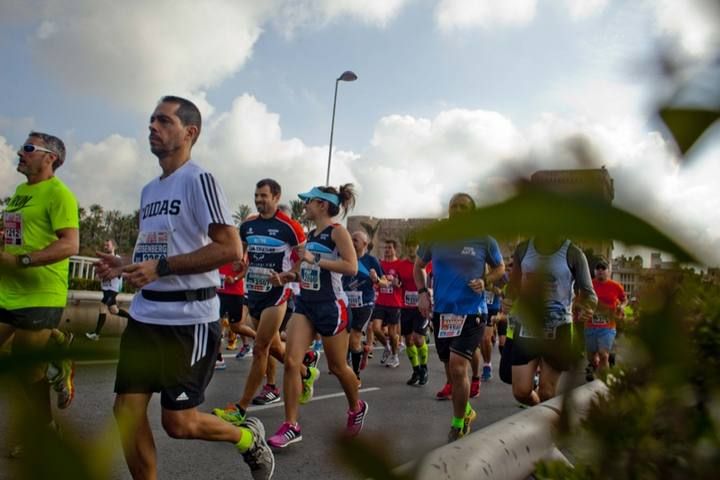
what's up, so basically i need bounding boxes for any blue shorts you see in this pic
[294,296,349,337]
[584,327,616,353]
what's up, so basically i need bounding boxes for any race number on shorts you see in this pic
[437,314,467,338]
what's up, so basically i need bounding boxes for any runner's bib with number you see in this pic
[437,314,467,338]
[245,266,274,293]
[347,291,363,308]
[300,262,321,291]
[3,213,23,246]
[518,323,557,340]
[592,313,609,326]
[133,231,169,263]
[404,291,419,307]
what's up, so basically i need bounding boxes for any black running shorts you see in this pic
[114,317,221,410]
[372,305,401,325]
[0,307,63,331]
[432,313,485,363]
[401,308,428,336]
[511,323,576,372]
[101,290,119,307]
[218,292,245,323]
[350,305,374,332]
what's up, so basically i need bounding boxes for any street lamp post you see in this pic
[326,70,357,186]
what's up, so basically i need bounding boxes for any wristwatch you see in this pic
[313,253,321,264]
[418,287,430,295]
[17,254,32,267]
[156,257,173,277]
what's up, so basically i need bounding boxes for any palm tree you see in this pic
[233,204,252,227]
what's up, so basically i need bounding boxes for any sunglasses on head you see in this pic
[22,144,56,155]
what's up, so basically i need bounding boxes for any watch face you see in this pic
[21,255,31,266]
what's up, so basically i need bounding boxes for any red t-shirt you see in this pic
[218,263,245,296]
[588,278,626,329]
[376,259,405,308]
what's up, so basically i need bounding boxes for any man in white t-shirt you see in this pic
[95,96,274,480]
[87,239,128,341]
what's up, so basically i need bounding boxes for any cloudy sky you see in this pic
[1,0,718,263]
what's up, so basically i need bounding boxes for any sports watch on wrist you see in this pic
[313,253,321,264]
[17,254,32,267]
[156,257,173,277]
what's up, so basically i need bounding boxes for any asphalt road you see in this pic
[1,340,520,480]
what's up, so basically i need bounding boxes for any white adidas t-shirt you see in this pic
[101,254,123,292]
[129,161,232,326]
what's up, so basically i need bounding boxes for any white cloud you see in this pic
[560,0,609,20]
[272,0,410,34]
[435,0,537,30]
[0,137,20,199]
[648,0,720,59]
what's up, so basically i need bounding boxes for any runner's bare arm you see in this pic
[0,227,79,267]
[413,256,432,318]
[302,227,357,275]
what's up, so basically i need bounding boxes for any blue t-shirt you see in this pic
[342,253,384,308]
[419,236,503,315]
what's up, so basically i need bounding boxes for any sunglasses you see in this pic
[22,144,56,155]
[304,198,323,205]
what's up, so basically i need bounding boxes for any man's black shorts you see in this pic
[372,305,401,325]
[114,317,221,410]
[432,313,485,363]
[511,323,575,372]
[218,292,245,323]
[0,307,63,331]
[350,305,374,332]
[101,290,119,307]
[401,308,428,336]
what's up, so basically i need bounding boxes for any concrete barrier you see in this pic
[59,290,135,336]
[400,381,608,480]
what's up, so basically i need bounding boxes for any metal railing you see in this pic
[68,255,97,280]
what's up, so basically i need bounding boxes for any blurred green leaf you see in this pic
[334,434,413,480]
[659,107,720,156]
[417,185,696,263]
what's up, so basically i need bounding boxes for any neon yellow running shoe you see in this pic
[212,403,246,426]
[463,407,477,435]
[299,367,319,405]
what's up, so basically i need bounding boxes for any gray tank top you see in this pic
[520,239,574,326]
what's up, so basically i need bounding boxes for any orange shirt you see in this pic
[588,278,626,329]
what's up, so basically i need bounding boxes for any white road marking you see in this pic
[249,387,381,412]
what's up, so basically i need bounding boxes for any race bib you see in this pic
[518,323,557,340]
[592,313,609,326]
[3,212,23,246]
[347,291,363,308]
[437,314,467,339]
[379,285,393,294]
[404,291,419,307]
[300,262,321,291]
[246,266,274,293]
[485,291,495,304]
[133,231,169,263]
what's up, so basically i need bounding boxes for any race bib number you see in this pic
[518,323,557,340]
[485,291,495,304]
[3,213,23,246]
[379,285,393,295]
[437,314,467,339]
[133,231,169,263]
[592,313,609,326]
[404,291,419,307]
[300,262,321,291]
[347,291,363,308]
[246,266,274,293]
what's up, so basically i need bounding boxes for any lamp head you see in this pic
[338,71,358,82]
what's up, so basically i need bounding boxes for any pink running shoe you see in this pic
[346,400,369,437]
[267,422,302,449]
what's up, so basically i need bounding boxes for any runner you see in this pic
[343,230,383,383]
[414,193,505,442]
[87,239,129,341]
[0,131,79,458]
[371,239,404,368]
[214,179,311,424]
[94,96,273,479]
[267,184,368,448]
[506,236,596,406]
[215,260,246,370]
[396,240,430,386]
[480,273,505,381]
[585,257,626,379]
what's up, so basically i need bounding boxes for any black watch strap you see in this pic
[156,257,173,277]
[418,287,430,295]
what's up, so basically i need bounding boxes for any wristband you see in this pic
[418,287,430,295]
